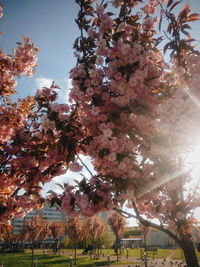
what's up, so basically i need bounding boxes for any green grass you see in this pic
[0,250,140,267]
[0,252,68,267]
[100,248,172,258]
[1,248,200,266]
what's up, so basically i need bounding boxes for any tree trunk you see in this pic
[43,240,45,254]
[143,234,147,267]
[181,237,199,267]
[92,236,96,260]
[119,206,199,267]
[74,244,77,265]
[31,241,34,267]
[116,238,119,261]
[84,237,86,250]
[176,221,199,267]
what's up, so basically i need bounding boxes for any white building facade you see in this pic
[12,204,66,234]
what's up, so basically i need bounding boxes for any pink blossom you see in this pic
[103,128,112,138]
[76,195,89,210]
[88,27,98,39]
[168,220,177,230]
[91,106,100,116]
[58,113,69,121]
[176,211,185,220]
[142,1,157,15]
[118,161,126,170]
[96,56,104,65]
[68,162,83,172]
[142,17,158,32]
[108,152,116,161]
[86,87,95,96]
[96,4,105,16]
[41,116,56,130]
[112,0,124,7]
[0,5,3,18]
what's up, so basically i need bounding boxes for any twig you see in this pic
[77,154,94,177]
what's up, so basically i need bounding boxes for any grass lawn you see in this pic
[1,249,200,266]
[0,250,140,267]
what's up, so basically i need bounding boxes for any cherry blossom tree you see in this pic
[56,1,200,266]
[0,4,82,224]
[66,216,87,264]
[0,13,42,222]
[1,1,200,266]
[87,215,105,259]
[108,212,126,261]
[0,223,13,249]
[39,219,51,254]
[49,221,64,254]
[23,215,43,266]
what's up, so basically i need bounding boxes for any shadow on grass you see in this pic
[1,252,141,266]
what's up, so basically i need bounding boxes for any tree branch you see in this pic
[115,202,182,247]
[76,154,94,178]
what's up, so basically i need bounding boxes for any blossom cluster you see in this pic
[58,0,200,234]
[61,0,167,216]
[0,38,38,98]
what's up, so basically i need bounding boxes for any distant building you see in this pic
[12,204,66,234]
[123,227,177,248]
[146,229,176,248]
[121,237,142,248]
[12,204,109,235]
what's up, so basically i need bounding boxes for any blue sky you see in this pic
[1,0,200,225]
[1,0,200,99]
[0,0,79,100]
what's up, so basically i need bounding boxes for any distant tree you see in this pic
[0,223,13,249]
[23,215,43,266]
[61,235,71,249]
[100,226,115,249]
[87,216,106,259]
[66,216,87,264]
[11,232,23,249]
[108,212,126,261]
[49,221,64,254]
[124,227,141,238]
[39,219,51,254]
[84,225,114,251]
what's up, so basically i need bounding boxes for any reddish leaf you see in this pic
[169,1,182,12]
[186,13,200,22]
[163,42,172,54]
[185,38,196,42]
[178,4,190,22]
[181,24,191,37]
[167,23,173,34]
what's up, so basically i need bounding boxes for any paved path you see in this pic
[97,255,188,267]
[100,258,187,266]
[62,251,192,266]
